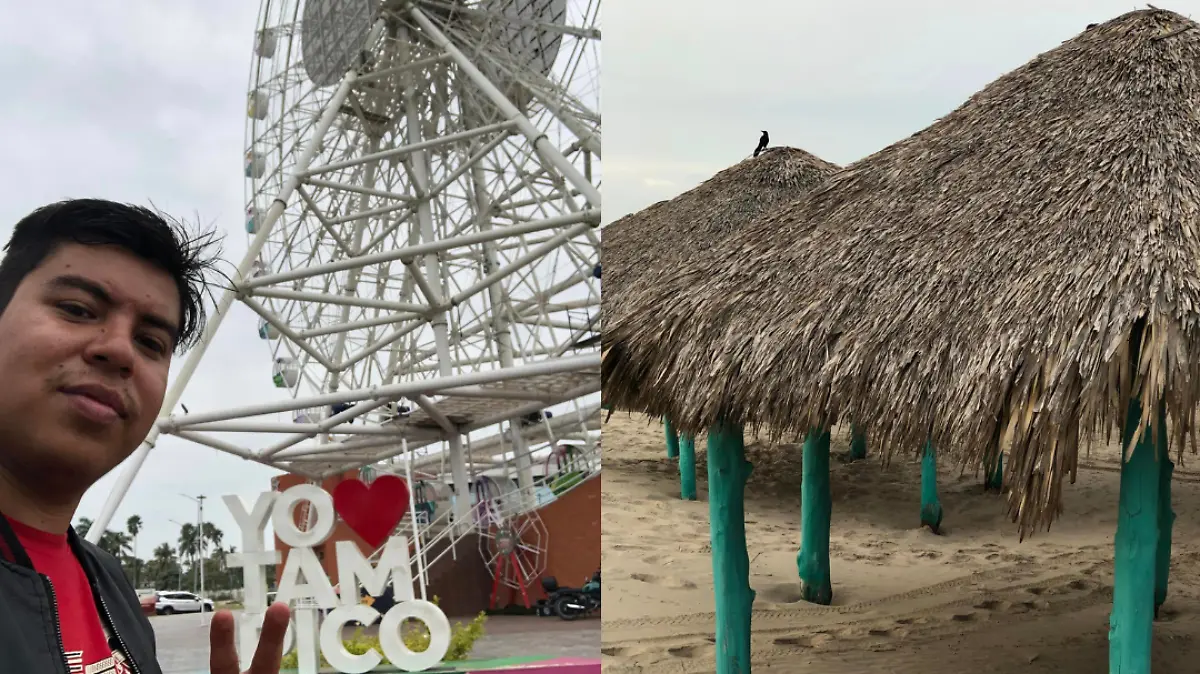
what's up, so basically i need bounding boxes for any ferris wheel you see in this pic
[85,0,601,541]
[475,486,549,609]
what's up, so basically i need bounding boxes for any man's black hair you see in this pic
[0,199,224,352]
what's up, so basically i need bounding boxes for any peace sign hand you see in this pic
[209,602,292,674]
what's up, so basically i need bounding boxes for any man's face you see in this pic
[0,242,180,494]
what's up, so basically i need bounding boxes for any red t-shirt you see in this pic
[8,518,132,674]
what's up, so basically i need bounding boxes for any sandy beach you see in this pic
[601,413,1200,672]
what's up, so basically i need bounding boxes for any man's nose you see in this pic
[84,325,137,375]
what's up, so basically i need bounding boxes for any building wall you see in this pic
[526,473,601,603]
[270,470,601,614]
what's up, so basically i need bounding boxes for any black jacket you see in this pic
[0,514,162,674]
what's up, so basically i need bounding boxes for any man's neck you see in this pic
[0,466,79,534]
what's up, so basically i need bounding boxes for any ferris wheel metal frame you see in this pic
[85,0,601,542]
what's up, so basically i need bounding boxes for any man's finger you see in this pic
[248,602,292,673]
[208,610,241,674]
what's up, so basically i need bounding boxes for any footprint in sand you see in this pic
[774,633,835,649]
[609,543,651,552]
[1157,607,1182,622]
[629,572,697,589]
[757,583,806,605]
[667,642,715,658]
[973,599,1009,611]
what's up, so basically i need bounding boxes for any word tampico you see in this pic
[224,482,451,674]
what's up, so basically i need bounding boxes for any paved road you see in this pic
[151,610,600,673]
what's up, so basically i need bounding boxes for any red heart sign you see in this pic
[332,475,411,549]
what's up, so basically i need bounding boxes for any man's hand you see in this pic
[209,601,292,674]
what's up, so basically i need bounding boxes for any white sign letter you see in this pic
[335,536,415,606]
[379,600,452,672]
[276,547,340,608]
[321,606,383,673]
[227,549,281,612]
[223,491,277,553]
[272,483,335,548]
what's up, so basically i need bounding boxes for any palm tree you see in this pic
[201,522,223,555]
[74,517,94,539]
[148,542,178,589]
[97,530,132,558]
[178,523,201,589]
[178,523,199,563]
[126,515,143,587]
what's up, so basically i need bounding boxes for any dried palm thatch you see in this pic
[601,147,839,330]
[603,8,1200,537]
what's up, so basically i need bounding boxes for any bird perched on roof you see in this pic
[753,130,769,157]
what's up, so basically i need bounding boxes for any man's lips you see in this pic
[60,385,128,419]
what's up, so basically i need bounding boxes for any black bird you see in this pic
[753,130,769,157]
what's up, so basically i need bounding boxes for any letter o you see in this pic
[272,484,335,548]
[378,600,452,672]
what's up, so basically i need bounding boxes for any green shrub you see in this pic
[550,470,584,494]
[279,596,486,670]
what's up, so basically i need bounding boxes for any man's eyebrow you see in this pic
[47,274,180,344]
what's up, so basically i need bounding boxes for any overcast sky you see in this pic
[0,0,281,562]
[603,0,1200,225]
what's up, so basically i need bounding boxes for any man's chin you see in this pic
[26,439,129,488]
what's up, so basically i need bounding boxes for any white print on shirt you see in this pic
[76,621,132,674]
[66,650,84,673]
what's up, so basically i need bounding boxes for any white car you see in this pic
[155,591,214,615]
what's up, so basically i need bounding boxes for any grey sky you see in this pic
[603,0,1199,225]
[0,1,283,562]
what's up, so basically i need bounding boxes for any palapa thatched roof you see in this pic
[603,8,1200,536]
[601,147,839,324]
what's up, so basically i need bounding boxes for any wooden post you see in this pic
[984,451,1004,492]
[797,428,833,605]
[707,422,754,674]
[1154,403,1175,620]
[665,418,680,459]
[679,434,698,501]
[920,440,943,533]
[1109,397,1162,674]
[849,424,867,461]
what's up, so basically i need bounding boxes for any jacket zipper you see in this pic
[40,574,71,674]
[94,587,143,674]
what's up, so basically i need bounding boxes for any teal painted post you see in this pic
[849,424,867,460]
[920,440,944,533]
[1109,398,1162,674]
[1154,404,1175,619]
[665,418,680,459]
[984,451,1004,492]
[797,428,833,605]
[679,434,698,500]
[707,422,755,674]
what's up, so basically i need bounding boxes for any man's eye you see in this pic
[59,303,95,318]
[139,336,168,355]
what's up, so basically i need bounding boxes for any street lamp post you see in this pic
[181,494,208,626]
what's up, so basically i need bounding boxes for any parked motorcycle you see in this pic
[539,570,600,620]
